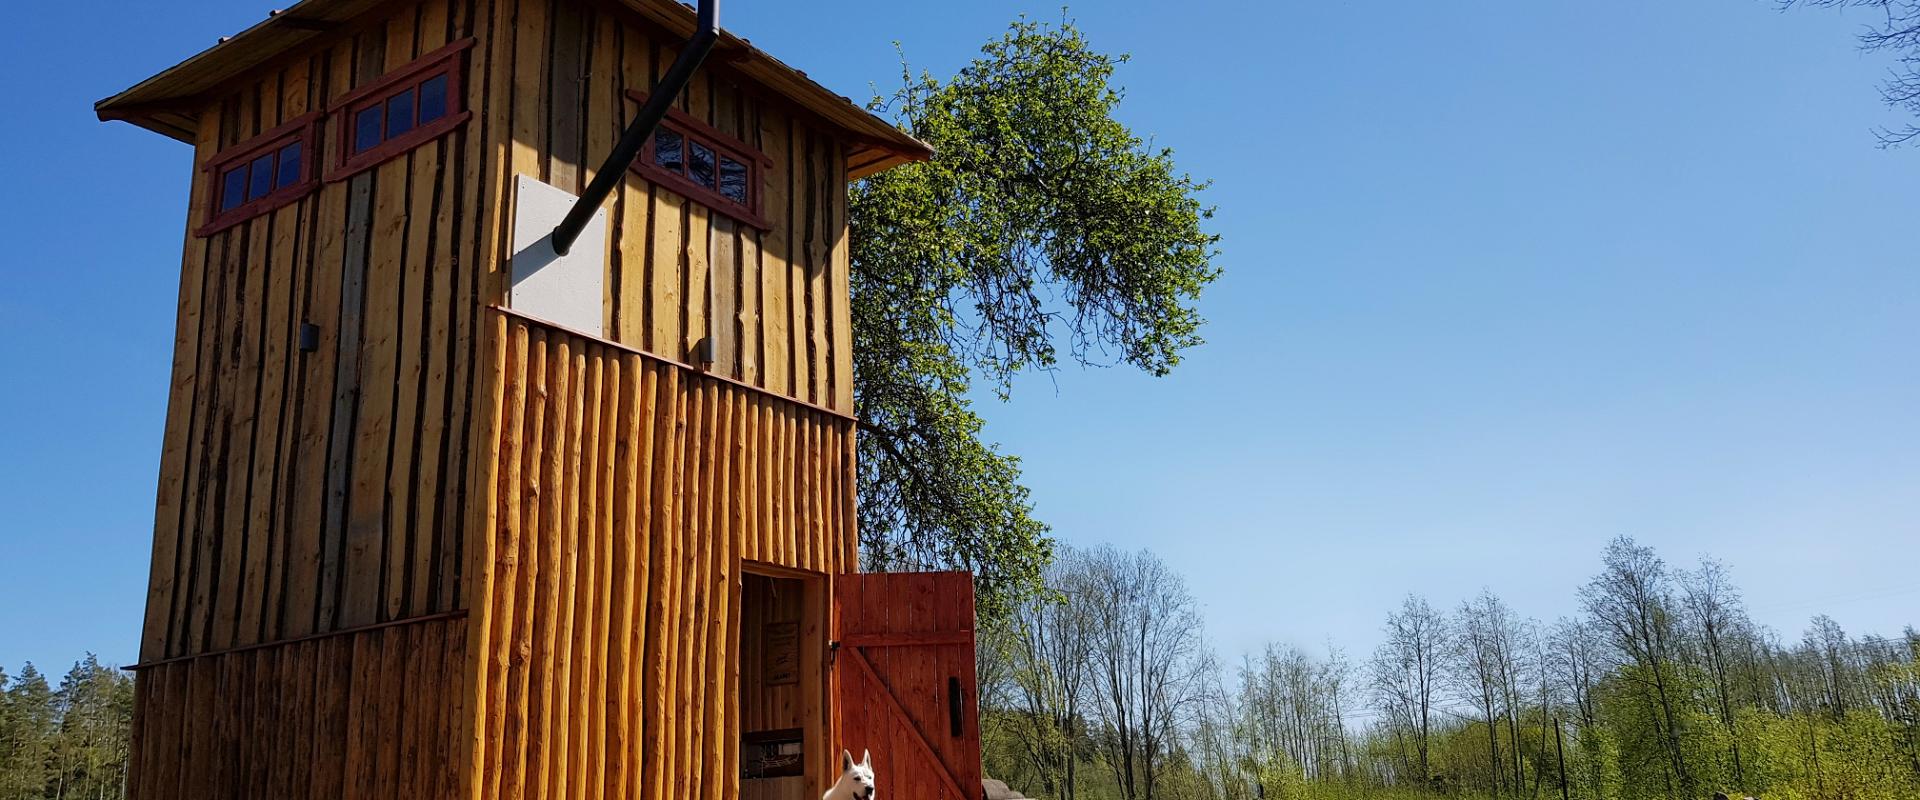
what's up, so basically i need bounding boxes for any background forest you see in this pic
[977,538,1920,800]
[0,658,133,800]
[1,549,1913,800]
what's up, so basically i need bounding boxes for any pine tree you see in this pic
[1,663,57,800]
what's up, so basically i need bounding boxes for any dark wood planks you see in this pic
[127,616,466,800]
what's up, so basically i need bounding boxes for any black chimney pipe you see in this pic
[551,0,719,255]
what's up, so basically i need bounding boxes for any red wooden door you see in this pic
[834,572,982,800]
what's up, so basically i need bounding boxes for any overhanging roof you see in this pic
[95,0,930,179]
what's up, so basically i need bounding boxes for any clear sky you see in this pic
[1,0,1916,674]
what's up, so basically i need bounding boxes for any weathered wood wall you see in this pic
[466,310,855,800]
[500,0,857,413]
[142,0,494,663]
[126,616,467,800]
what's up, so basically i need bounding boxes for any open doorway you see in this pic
[740,569,824,800]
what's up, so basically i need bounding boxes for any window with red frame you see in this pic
[197,113,318,236]
[330,39,472,179]
[624,92,771,230]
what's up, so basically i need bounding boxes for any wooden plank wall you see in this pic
[504,0,856,414]
[141,0,496,663]
[126,616,466,800]
[467,311,856,800]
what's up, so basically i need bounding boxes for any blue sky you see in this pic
[1,0,1916,673]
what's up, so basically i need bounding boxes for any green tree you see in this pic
[850,16,1221,615]
[48,655,135,800]
[1,664,57,800]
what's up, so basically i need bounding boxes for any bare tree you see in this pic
[1782,0,1920,146]
[1806,614,1860,719]
[1580,536,1696,799]
[1370,595,1448,787]
[1679,557,1750,787]
[1081,546,1209,800]
[1453,592,1514,796]
[984,549,1099,800]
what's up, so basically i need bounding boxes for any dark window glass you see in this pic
[276,142,303,189]
[354,105,385,153]
[221,167,249,212]
[654,129,684,173]
[386,88,417,139]
[419,74,450,124]
[248,153,277,201]
[689,141,715,189]
[718,156,748,204]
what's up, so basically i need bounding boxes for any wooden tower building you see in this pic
[96,1,984,799]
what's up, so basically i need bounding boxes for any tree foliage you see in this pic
[0,656,134,800]
[850,17,1221,615]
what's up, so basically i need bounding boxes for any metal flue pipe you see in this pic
[551,0,719,255]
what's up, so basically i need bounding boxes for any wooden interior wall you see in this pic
[740,574,803,734]
[126,616,466,800]
[467,310,855,800]
[740,574,812,800]
[141,0,497,663]
[498,0,856,414]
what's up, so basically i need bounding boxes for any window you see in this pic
[626,90,772,230]
[196,112,319,236]
[329,38,473,180]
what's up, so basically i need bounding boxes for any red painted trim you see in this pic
[326,37,475,112]
[194,112,322,237]
[624,89,774,231]
[625,89,775,168]
[633,156,773,231]
[325,37,474,182]
[328,111,471,183]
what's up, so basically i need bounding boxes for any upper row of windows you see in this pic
[198,39,473,236]
[200,41,774,237]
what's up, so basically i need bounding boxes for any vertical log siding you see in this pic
[466,310,855,800]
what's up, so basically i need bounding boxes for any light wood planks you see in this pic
[472,311,855,800]
[561,11,856,414]
[139,0,482,662]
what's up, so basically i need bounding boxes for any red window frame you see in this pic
[327,37,475,181]
[195,112,321,237]
[625,90,773,231]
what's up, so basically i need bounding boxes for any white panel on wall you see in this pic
[509,175,607,335]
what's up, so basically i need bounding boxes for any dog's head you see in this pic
[839,750,875,800]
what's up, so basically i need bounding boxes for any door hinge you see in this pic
[828,639,840,666]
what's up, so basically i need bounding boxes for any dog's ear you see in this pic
[842,750,854,772]
[860,749,871,768]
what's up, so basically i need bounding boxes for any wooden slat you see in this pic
[828,140,852,413]
[143,111,220,661]
[283,44,353,641]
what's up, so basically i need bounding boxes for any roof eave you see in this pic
[94,0,933,170]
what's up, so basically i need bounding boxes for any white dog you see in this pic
[824,750,875,800]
